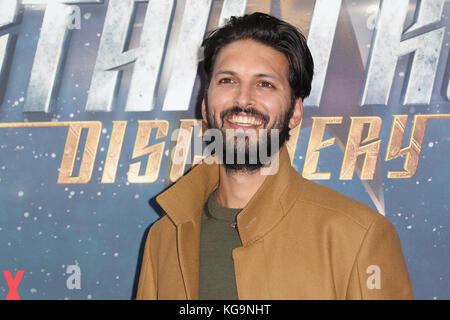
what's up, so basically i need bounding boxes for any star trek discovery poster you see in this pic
[0,0,449,300]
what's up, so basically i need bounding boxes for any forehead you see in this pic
[212,39,289,81]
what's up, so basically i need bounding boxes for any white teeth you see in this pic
[228,115,262,126]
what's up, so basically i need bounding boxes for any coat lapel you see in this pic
[177,218,201,299]
[235,146,303,247]
[156,156,219,299]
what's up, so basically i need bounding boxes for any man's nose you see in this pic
[234,84,254,108]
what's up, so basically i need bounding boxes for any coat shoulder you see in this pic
[296,177,387,231]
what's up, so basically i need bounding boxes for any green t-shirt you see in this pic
[198,189,243,300]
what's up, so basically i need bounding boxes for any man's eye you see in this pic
[219,78,234,84]
[258,81,275,88]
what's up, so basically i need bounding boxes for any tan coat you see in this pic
[136,145,414,299]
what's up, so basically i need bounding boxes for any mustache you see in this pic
[220,106,270,125]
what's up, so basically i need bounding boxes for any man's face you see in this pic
[202,39,302,171]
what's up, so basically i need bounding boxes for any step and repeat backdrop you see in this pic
[0,0,449,300]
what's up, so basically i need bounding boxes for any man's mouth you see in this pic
[224,112,265,129]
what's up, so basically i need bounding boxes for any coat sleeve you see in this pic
[346,215,414,299]
[136,226,157,300]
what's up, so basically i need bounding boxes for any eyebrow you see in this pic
[215,70,281,81]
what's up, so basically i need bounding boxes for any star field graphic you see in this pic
[0,0,449,300]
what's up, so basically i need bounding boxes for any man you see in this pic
[136,12,413,300]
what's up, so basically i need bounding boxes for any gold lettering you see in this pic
[58,122,102,184]
[169,119,203,182]
[101,121,127,183]
[302,117,342,180]
[128,120,169,183]
[386,114,450,178]
[340,117,382,180]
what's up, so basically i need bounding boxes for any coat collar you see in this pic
[156,144,304,240]
[155,144,305,299]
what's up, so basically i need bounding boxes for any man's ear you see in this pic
[201,98,207,123]
[289,98,303,129]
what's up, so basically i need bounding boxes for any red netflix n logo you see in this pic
[3,270,24,300]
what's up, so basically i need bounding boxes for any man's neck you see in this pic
[215,150,280,209]
[216,165,268,209]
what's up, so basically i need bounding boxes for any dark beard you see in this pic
[205,98,294,173]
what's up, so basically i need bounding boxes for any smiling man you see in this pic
[136,12,413,300]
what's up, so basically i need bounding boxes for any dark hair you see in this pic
[202,12,314,101]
